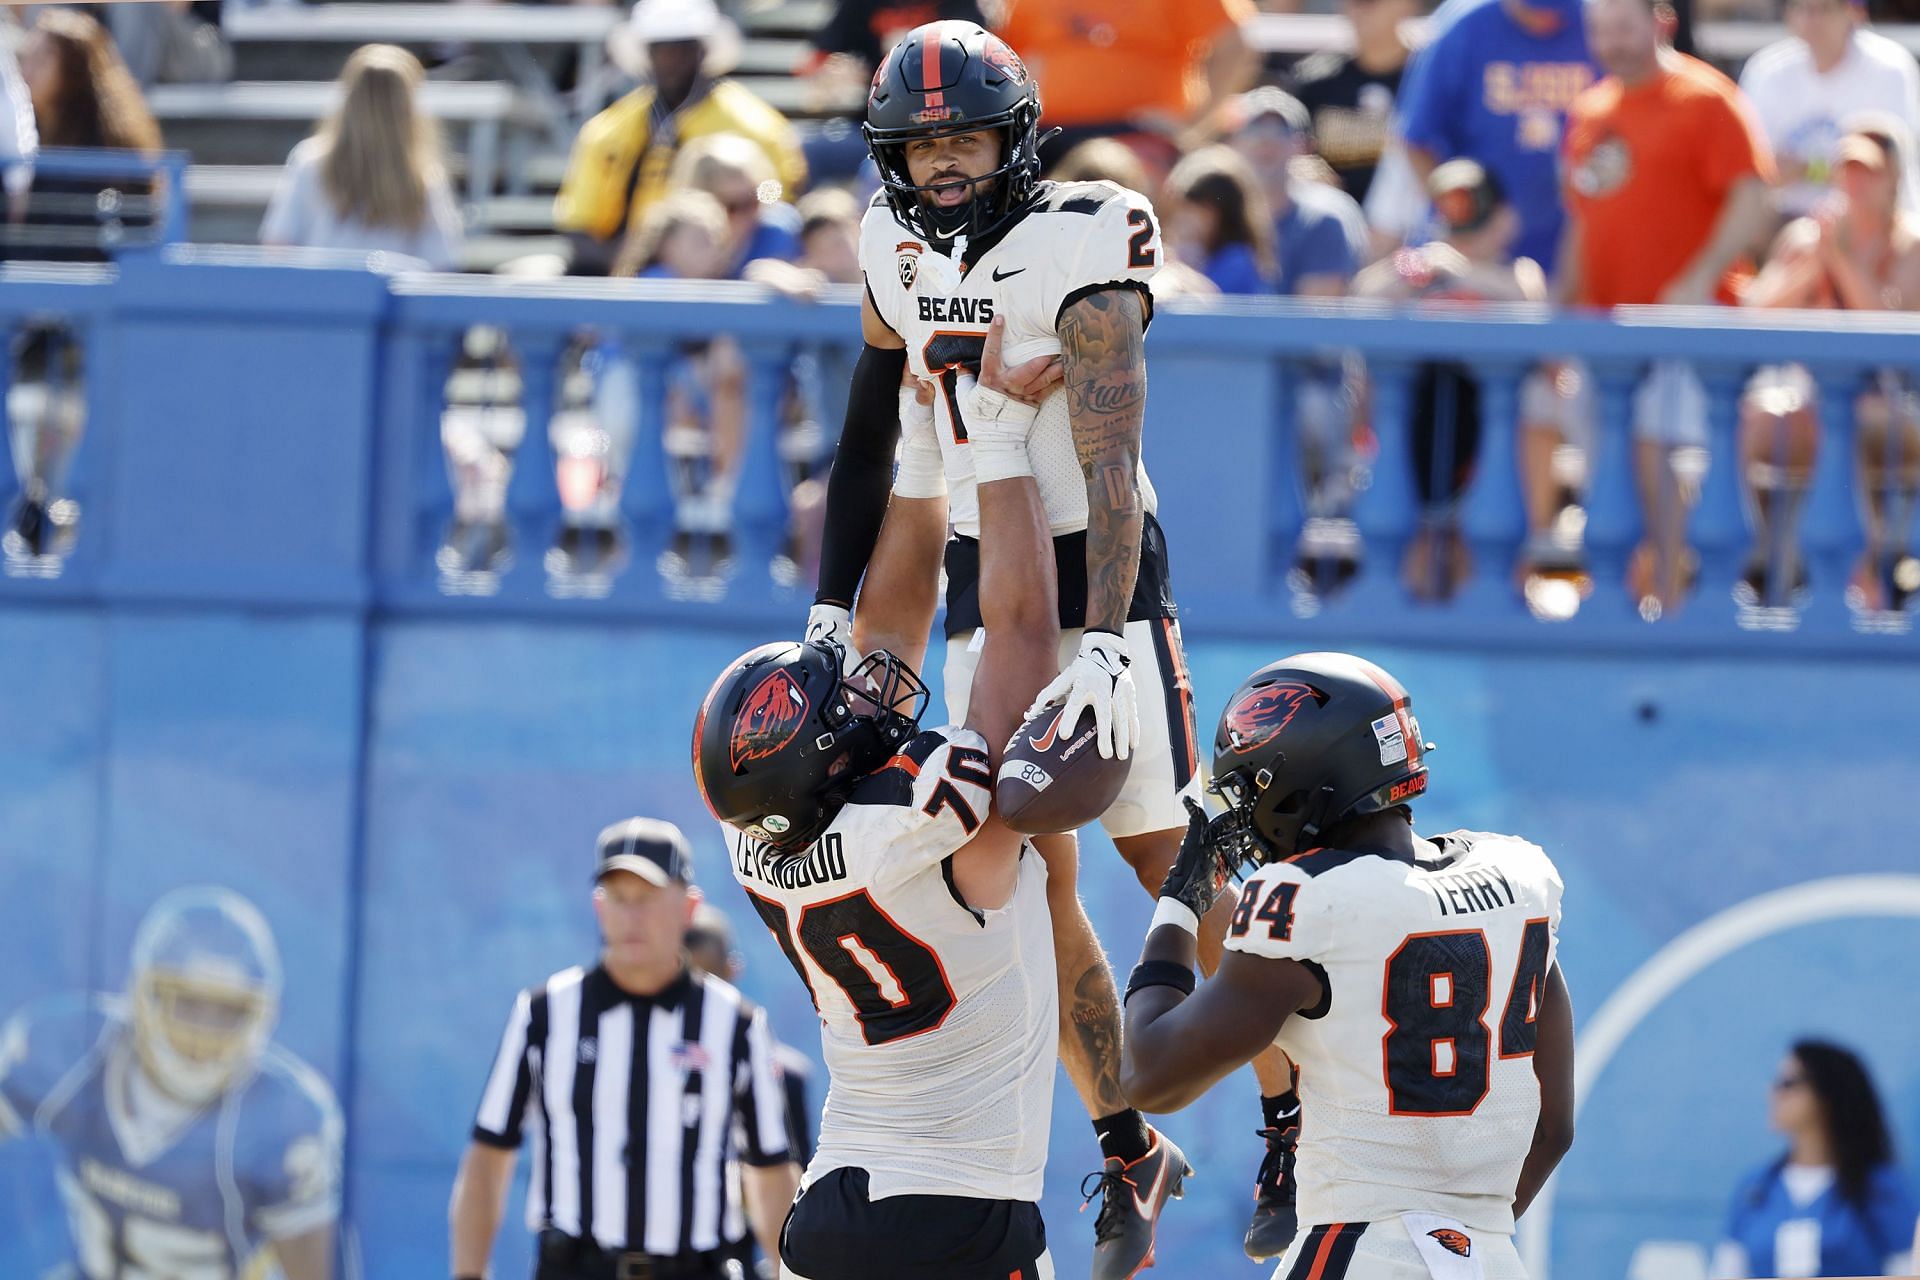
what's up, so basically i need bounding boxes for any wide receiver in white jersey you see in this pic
[695,317,1065,1279]
[1120,652,1577,1280]
[801,20,1302,1269]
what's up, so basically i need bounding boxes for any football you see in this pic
[995,702,1131,834]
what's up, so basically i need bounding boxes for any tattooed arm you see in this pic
[1059,286,1149,635]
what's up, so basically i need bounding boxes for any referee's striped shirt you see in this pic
[471,963,793,1255]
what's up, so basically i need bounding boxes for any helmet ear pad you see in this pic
[1248,778,1335,863]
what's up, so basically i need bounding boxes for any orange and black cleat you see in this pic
[1082,1128,1191,1279]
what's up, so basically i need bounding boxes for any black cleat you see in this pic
[1082,1128,1190,1279]
[1245,1118,1302,1261]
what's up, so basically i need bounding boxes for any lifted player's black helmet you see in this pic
[693,641,928,851]
[1207,652,1434,869]
[864,20,1044,245]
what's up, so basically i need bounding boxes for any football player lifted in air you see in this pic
[800,20,1304,1268]
[0,887,342,1280]
[696,314,1064,1278]
[1120,653,1577,1280]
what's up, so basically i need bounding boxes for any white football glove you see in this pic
[1026,630,1139,760]
[804,603,861,675]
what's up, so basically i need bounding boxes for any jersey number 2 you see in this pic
[748,889,957,1046]
[1126,209,1156,269]
[1381,920,1551,1115]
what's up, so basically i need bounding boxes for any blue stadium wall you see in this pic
[3,607,1918,1280]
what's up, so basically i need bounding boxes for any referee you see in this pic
[451,818,802,1280]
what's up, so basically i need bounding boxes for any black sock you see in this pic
[1261,1090,1301,1130]
[1094,1109,1152,1165]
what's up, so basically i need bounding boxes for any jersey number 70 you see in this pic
[746,889,957,1046]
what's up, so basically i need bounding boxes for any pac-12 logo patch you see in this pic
[730,668,809,771]
[1222,682,1323,754]
[896,240,922,290]
[1428,1229,1472,1257]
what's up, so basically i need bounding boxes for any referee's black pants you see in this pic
[533,1230,742,1280]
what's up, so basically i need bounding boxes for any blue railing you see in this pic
[10,148,191,251]
[4,254,1919,655]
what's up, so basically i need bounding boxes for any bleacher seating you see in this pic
[161,0,860,258]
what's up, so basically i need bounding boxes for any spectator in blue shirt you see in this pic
[1392,0,1597,272]
[595,189,748,581]
[1227,87,1369,298]
[1713,1040,1917,1280]
[667,131,803,279]
[1224,87,1372,594]
[1163,144,1277,294]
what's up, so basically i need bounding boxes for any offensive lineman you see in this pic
[800,21,1301,1267]
[695,315,1066,1278]
[1120,653,1577,1279]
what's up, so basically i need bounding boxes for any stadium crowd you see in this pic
[3,0,1920,614]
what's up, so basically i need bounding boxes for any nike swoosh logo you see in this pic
[1031,708,1065,751]
[1130,1153,1169,1219]
[991,266,1026,281]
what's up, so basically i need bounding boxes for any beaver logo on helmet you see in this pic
[1223,682,1323,754]
[731,669,809,771]
[980,37,1029,85]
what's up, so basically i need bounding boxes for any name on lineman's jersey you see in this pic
[1426,866,1517,917]
[734,832,849,890]
[81,1158,181,1219]
[917,296,995,325]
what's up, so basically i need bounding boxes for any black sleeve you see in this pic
[814,342,910,608]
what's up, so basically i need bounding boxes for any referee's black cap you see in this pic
[595,817,694,888]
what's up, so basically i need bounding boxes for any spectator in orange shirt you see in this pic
[995,0,1259,175]
[1555,0,1776,614]
[1561,2,1774,310]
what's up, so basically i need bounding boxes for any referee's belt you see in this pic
[537,1230,732,1280]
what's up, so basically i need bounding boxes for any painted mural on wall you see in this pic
[0,888,344,1280]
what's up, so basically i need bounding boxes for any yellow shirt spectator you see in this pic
[555,80,808,243]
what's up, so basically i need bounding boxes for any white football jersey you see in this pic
[860,181,1164,538]
[728,726,1056,1202]
[1223,832,1565,1234]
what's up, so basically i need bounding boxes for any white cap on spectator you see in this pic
[611,0,741,78]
